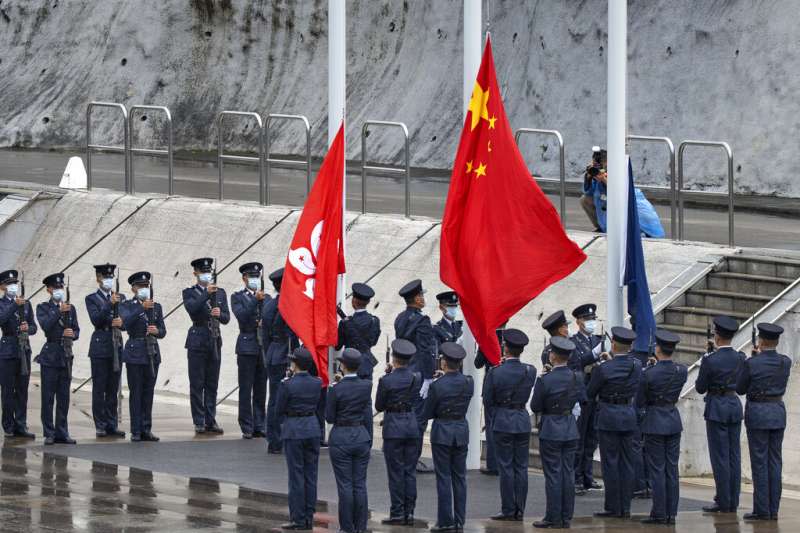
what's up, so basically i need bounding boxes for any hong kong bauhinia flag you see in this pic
[279,123,346,385]
[440,37,586,366]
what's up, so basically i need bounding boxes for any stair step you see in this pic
[667,306,751,319]
[710,272,795,284]
[687,289,772,302]
[660,324,717,335]
[730,254,800,268]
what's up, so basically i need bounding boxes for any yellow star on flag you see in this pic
[488,115,497,129]
[468,82,490,131]
[474,162,487,178]
[466,160,473,173]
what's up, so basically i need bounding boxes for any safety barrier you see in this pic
[217,111,265,202]
[265,114,312,205]
[361,120,411,217]
[86,102,129,192]
[627,135,676,238]
[677,141,735,246]
[129,105,173,196]
[514,128,566,225]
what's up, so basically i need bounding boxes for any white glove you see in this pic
[572,402,582,420]
[420,378,433,399]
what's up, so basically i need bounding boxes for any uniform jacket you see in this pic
[182,285,230,353]
[276,371,322,440]
[120,299,166,365]
[433,317,463,345]
[530,365,585,441]
[586,353,642,432]
[261,294,298,366]
[325,375,373,445]
[695,346,746,423]
[540,339,582,372]
[570,331,602,382]
[0,295,37,359]
[231,288,268,356]
[736,350,792,430]
[336,309,381,379]
[394,307,436,379]
[483,358,537,434]
[85,289,126,359]
[35,300,80,368]
[375,366,423,439]
[422,371,474,446]
[640,360,688,435]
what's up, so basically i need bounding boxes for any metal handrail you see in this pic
[129,105,173,196]
[677,140,735,246]
[217,111,265,202]
[514,128,566,225]
[86,102,129,192]
[265,114,311,205]
[361,120,411,217]
[627,135,676,238]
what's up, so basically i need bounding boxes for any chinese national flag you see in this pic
[279,123,346,385]
[440,37,586,366]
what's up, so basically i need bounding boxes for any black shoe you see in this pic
[586,481,602,490]
[243,433,253,439]
[280,522,310,530]
[54,437,76,444]
[195,425,206,434]
[44,436,55,445]
[253,430,266,438]
[430,525,455,532]
[131,434,142,442]
[205,424,224,434]
[95,430,108,437]
[404,515,415,525]
[743,513,769,521]
[490,513,517,521]
[142,433,159,442]
[14,430,35,439]
[641,517,667,524]
[480,468,499,476]
[108,429,126,438]
[593,511,628,518]
[533,520,563,528]
[380,516,405,525]
[702,505,727,513]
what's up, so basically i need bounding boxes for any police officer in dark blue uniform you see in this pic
[640,330,688,525]
[695,315,745,514]
[325,348,373,533]
[36,272,79,445]
[375,339,422,525]
[262,267,299,454]
[540,311,578,370]
[231,261,268,439]
[737,322,792,521]
[85,263,125,438]
[587,326,641,518]
[423,342,473,532]
[120,271,166,442]
[394,279,436,471]
[433,291,463,346]
[0,269,36,439]
[476,325,506,476]
[276,346,322,530]
[484,328,537,521]
[569,303,603,493]
[182,257,230,434]
[531,336,585,529]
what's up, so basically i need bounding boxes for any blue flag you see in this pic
[624,159,657,353]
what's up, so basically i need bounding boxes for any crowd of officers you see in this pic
[0,261,793,531]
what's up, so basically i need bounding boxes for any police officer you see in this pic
[737,322,791,521]
[423,342,473,532]
[540,311,576,370]
[0,269,36,439]
[483,328,537,521]
[231,262,268,439]
[586,326,641,518]
[640,330,688,525]
[628,317,653,500]
[276,346,322,530]
[36,272,79,445]
[262,267,299,454]
[569,304,603,493]
[433,291,463,346]
[120,272,165,442]
[476,325,506,476]
[183,257,230,434]
[695,315,745,514]
[325,348,373,533]
[530,336,584,529]
[375,339,422,526]
[85,263,125,438]
[394,279,436,471]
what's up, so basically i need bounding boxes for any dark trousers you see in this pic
[644,433,681,519]
[484,408,497,472]
[127,362,158,437]
[330,440,371,533]
[267,363,288,452]
[432,443,468,527]
[384,437,419,518]
[413,394,428,461]
[747,427,784,517]
[0,357,29,434]
[598,430,635,516]
[40,365,70,440]
[575,400,597,487]
[706,420,741,511]
[494,430,531,517]
[284,437,320,525]
[237,354,266,435]
[540,438,577,524]
[317,387,327,443]
[187,350,220,427]
[632,424,649,492]
[90,357,121,432]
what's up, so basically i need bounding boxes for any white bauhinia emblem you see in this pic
[288,220,323,300]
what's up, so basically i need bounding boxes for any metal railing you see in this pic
[86,102,129,192]
[677,140,735,246]
[217,111,265,202]
[627,135,676,238]
[129,105,173,196]
[514,128,566,225]
[361,120,411,217]
[265,114,312,205]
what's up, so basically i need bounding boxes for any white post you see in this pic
[463,0,483,471]
[606,0,627,327]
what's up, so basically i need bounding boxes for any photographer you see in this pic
[581,147,607,232]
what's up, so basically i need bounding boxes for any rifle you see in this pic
[111,270,122,373]
[706,321,714,354]
[751,321,758,356]
[209,260,221,362]
[145,277,157,377]
[62,277,74,379]
[256,272,266,367]
[385,335,390,365]
[17,272,29,376]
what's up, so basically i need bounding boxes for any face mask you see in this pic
[198,272,213,284]
[444,306,458,320]
[137,287,151,301]
[247,277,260,291]
[5,284,18,298]
[101,277,114,291]
[52,289,66,302]
[583,320,597,334]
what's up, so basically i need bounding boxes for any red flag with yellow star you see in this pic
[440,37,586,366]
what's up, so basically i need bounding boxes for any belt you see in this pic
[498,403,526,410]
[708,389,736,396]
[600,397,631,405]
[748,395,783,403]
[543,409,572,416]
[647,401,676,407]
[385,406,411,413]
[130,335,147,340]
[435,414,464,421]
[95,326,111,332]
[287,412,315,418]
[240,329,257,334]
[335,421,363,427]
